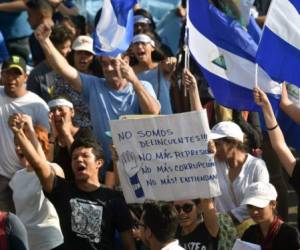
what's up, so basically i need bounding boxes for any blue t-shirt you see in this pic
[0,0,32,40]
[137,67,173,115]
[80,73,158,171]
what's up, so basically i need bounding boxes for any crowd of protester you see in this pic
[0,0,300,249]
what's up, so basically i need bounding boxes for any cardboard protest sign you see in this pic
[110,111,221,203]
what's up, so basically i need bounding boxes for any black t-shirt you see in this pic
[241,223,300,250]
[53,127,96,181]
[290,159,300,198]
[44,176,132,250]
[178,222,218,250]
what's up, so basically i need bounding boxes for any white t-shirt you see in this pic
[162,240,185,250]
[215,153,269,222]
[9,164,64,250]
[0,88,49,178]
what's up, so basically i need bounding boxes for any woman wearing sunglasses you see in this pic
[174,198,219,250]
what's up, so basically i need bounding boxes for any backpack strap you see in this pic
[0,212,8,250]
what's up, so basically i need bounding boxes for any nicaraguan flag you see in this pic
[247,15,262,44]
[256,0,300,87]
[187,0,281,111]
[93,0,136,57]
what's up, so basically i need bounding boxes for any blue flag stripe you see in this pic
[111,0,136,26]
[256,26,300,85]
[93,0,136,57]
[188,0,281,112]
[192,56,280,112]
[290,0,300,13]
[189,0,257,63]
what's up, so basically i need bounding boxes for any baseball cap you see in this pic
[72,35,95,55]
[2,55,26,74]
[209,121,244,142]
[241,182,278,208]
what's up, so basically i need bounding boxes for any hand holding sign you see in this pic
[120,151,145,198]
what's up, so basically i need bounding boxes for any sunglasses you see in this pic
[175,203,194,214]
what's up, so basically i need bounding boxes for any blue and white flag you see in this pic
[247,15,262,44]
[187,0,281,111]
[93,0,137,57]
[256,0,300,87]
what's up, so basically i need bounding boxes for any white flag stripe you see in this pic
[266,0,300,50]
[96,0,126,52]
[187,17,281,95]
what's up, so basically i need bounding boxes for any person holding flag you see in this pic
[254,87,300,199]
[34,20,160,175]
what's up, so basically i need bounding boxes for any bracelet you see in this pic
[267,124,278,131]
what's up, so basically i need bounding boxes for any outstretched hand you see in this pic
[253,87,269,107]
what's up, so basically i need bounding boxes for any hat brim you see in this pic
[241,197,271,208]
[72,46,95,55]
[6,65,25,74]
[208,132,227,140]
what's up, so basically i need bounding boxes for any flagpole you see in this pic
[255,63,258,88]
[183,0,190,97]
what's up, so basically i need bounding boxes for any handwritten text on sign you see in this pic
[110,111,221,203]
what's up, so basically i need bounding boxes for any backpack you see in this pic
[0,211,8,250]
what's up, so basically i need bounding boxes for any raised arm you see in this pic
[119,59,161,114]
[8,114,55,193]
[201,198,219,237]
[279,83,300,124]
[56,3,79,16]
[253,87,296,176]
[0,0,27,12]
[182,68,203,111]
[35,22,83,92]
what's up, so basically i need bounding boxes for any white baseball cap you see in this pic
[209,121,244,142]
[241,182,278,208]
[72,35,95,55]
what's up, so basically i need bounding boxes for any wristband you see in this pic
[129,173,144,198]
[267,124,278,131]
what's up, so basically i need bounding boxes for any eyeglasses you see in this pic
[175,203,194,214]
